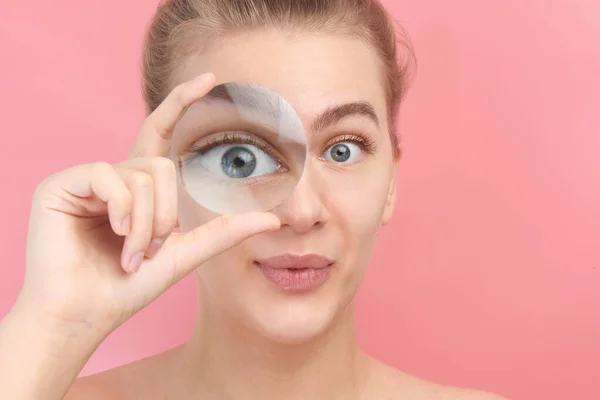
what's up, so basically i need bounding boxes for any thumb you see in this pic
[135,212,281,289]
[171,212,281,277]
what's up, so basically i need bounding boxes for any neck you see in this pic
[175,285,368,400]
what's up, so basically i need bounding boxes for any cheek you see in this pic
[322,161,392,264]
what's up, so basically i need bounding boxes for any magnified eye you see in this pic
[192,143,280,179]
[323,142,361,163]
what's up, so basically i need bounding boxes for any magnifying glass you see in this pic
[169,82,307,215]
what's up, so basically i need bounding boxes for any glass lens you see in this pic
[170,82,307,214]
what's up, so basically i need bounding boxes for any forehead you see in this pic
[175,30,389,129]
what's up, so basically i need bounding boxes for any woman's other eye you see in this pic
[323,142,362,163]
[193,144,280,179]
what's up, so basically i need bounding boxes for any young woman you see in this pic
[0,0,505,398]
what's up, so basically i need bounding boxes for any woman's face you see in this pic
[173,30,399,343]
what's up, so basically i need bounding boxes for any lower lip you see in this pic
[257,264,333,292]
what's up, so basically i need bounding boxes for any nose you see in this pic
[272,167,328,233]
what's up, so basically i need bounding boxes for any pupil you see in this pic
[331,144,350,162]
[233,157,245,168]
[221,147,257,178]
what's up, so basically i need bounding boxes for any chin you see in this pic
[241,275,353,345]
[250,301,339,345]
[199,250,361,345]
[234,255,359,345]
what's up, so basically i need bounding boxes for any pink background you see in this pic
[1,1,599,398]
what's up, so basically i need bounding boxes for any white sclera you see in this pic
[169,82,307,215]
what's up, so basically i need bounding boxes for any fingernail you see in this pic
[146,238,165,258]
[128,252,145,273]
[121,216,131,235]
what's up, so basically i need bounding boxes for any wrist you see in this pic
[4,305,97,357]
[0,306,102,400]
[10,293,112,351]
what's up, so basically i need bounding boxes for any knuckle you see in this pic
[118,190,133,209]
[160,124,173,139]
[151,156,175,175]
[90,161,113,178]
[130,171,153,190]
[139,118,168,143]
[154,212,177,237]
[34,173,57,197]
[215,214,234,231]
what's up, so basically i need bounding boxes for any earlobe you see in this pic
[394,143,403,162]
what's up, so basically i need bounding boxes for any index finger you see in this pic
[128,73,217,159]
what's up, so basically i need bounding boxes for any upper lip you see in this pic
[255,254,333,269]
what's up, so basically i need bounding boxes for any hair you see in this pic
[142,0,415,149]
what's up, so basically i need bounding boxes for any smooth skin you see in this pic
[0,73,280,399]
[0,30,507,400]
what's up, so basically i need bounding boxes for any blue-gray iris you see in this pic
[221,146,257,178]
[330,143,351,162]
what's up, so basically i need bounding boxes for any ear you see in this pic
[381,144,402,226]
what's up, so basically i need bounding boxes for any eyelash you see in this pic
[183,130,376,164]
[180,131,286,172]
[323,133,377,155]
[188,131,277,156]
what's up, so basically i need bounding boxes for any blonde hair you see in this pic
[142,0,415,148]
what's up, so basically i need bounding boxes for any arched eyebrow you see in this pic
[204,87,379,131]
[310,101,380,132]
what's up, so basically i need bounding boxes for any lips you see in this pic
[256,254,333,269]
[255,254,333,292]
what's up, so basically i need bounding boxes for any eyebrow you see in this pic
[204,86,379,131]
[311,101,380,132]
[203,84,284,121]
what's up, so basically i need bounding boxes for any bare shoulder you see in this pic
[365,357,508,400]
[64,375,121,400]
[64,347,182,400]
[432,385,508,400]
